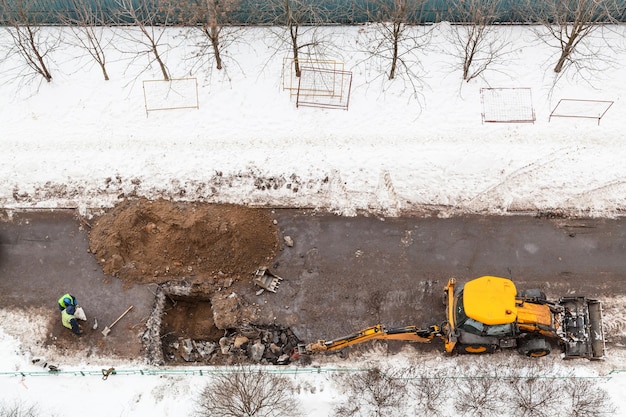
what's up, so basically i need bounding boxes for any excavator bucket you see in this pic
[587,300,606,359]
[559,297,605,360]
[253,267,283,293]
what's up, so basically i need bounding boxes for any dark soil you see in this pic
[88,198,279,288]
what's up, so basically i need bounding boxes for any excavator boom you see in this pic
[297,324,442,355]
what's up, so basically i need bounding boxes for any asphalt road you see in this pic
[265,212,626,344]
[1,209,625,361]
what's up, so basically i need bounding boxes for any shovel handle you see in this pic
[108,305,134,328]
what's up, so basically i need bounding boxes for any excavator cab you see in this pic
[444,276,522,354]
[454,293,516,338]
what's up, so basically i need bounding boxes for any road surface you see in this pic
[1,209,625,362]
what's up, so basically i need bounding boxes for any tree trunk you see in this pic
[285,0,300,77]
[100,62,110,81]
[290,24,300,77]
[152,45,169,81]
[389,22,401,80]
[554,52,567,73]
[26,26,52,82]
[554,33,577,73]
[210,24,222,70]
[463,35,478,81]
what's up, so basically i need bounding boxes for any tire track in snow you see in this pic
[562,179,626,215]
[374,170,401,216]
[463,146,578,212]
[328,169,356,216]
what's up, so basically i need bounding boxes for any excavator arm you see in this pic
[296,324,442,356]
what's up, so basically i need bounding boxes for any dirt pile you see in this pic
[88,198,279,287]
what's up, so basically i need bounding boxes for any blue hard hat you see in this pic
[64,297,72,306]
[66,305,76,315]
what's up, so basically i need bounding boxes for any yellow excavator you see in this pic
[295,276,605,360]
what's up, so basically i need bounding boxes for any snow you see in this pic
[3,25,626,216]
[1,326,625,416]
[2,23,626,415]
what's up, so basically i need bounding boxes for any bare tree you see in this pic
[409,372,451,417]
[58,0,112,80]
[0,0,59,83]
[446,0,512,82]
[524,0,622,74]
[0,401,40,417]
[114,0,173,81]
[194,366,302,417]
[506,363,565,417]
[257,0,336,77]
[352,0,432,103]
[164,0,243,73]
[563,377,616,417]
[454,375,508,417]
[358,0,431,81]
[334,367,409,417]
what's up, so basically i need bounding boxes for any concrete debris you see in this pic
[194,341,217,358]
[211,294,245,329]
[239,325,260,339]
[269,343,282,355]
[233,336,249,349]
[163,325,300,365]
[170,338,220,362]
[219,337,232,355]
[181,338,194,362]
[248,340,265,362]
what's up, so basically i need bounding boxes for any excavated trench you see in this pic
[142,282,301,366]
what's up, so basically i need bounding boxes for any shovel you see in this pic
[102,305,133,337]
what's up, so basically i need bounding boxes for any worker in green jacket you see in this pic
[58,293,77,311]
[61,305,82,335]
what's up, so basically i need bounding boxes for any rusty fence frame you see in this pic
[480,87,536,124]
[295,67,353,111]
[142,78,200,117]
[549,99,614,125]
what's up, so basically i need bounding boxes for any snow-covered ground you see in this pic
[1,321,625,416]
[2,24,626,415]
[2,24,626,216]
